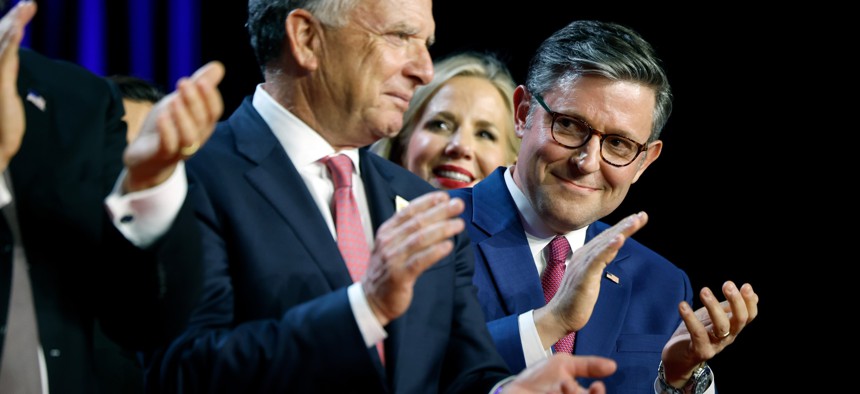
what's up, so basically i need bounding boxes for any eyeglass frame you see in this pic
[533,92,649,167]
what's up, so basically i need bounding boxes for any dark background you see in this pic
[13,0,809,391]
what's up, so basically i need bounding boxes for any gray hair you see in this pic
[371,51,519,165]
[525,20,673,141]
[246,0,359,71]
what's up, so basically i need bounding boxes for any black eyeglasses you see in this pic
[534,93,648,167]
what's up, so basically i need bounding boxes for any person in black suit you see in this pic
[143,0,626,393]
[0,1,225,393]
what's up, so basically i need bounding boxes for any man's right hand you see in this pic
[0,0,36,171]
[504,353,616,394]
[534,211,648,348]
[362,191,465,326]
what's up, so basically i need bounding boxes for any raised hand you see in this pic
[503,353,616,394]
[661,280,759,387]
[362,191,465,326]
[0,0,36,170]
[123,60,225,192]
[534,211,648,348]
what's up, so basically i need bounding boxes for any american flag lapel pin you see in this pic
[26,90,47,111]
[605,272,620,284]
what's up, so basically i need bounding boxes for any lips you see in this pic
[387,92,413,111]
[433,164,474,189]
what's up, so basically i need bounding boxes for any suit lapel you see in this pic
[472,169,545,315]
[357,150,402,379]
[232,101,353,289]
[573,223,632,356]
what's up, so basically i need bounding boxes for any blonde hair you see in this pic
[371,51,518,165]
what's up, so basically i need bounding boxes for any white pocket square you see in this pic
[395,195,410,212]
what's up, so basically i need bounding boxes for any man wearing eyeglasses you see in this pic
[448,20,759,394]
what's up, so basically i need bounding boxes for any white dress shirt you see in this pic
[502,168,714,394]
[251,85,386,348]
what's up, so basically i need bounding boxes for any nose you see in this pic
[443,132,474,159]
[407,45,434,85]
[572,136,601,172]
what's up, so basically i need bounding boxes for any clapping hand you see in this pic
[0,0,36,170]
[660,280,759,387]
[123,60,225,192]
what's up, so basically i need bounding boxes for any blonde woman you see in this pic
[371,51,519,189]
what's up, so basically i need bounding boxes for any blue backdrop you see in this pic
[13,0,199,91]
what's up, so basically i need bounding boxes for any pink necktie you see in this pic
[323,154,371,282]
[323,154,384,364]
[542,235,575,354]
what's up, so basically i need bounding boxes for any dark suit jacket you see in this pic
[449,167,694,394]
[145,97,511,393]
[0,48,203,394]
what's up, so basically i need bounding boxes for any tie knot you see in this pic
[548,236,570,266]
[324,154,354,188]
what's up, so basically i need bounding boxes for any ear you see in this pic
[631,139,663,183]
[285,9,322,71]
[512,85,529,139]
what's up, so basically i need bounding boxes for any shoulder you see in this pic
[20,48,111,91]
[361,148,437,199]
[593,220,686,276]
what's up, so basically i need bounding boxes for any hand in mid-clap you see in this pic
[504,353,617,394]
[0,0,37,171]
[363,191,465,326]
[123,60,225,193]
[534,211,648,348]
[661,280,759,387]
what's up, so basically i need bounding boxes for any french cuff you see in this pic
[348,282,387,348]
[518,309,551,368]
[104,162,187,247]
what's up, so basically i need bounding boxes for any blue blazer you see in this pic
[145,98,510,393]
[449,168,694,394]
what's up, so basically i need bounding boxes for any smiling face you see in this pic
[308,0,435,149]
[512,75,663,234]
[402,75,514,189]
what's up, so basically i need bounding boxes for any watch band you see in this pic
[657,361,712,394]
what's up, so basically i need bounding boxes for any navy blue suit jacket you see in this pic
[145,97,510,393]
[449,168,694,394]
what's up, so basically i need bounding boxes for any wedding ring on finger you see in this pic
[711,329,730,340]
[180,141,200,157]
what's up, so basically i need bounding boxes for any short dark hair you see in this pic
[525,20,672,141]
[107,75,165,104]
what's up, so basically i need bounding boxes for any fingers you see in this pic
[506,354,615,394]
[375,191,464,276]
[699,286,730,341]
[122,61,225,191]
[574,211,647,274]
[363,192,465,324]
[171,61,225,159]
[740,282,758,321]
[1,1,36,83]
[0,1,36,56]
[722,281,758,337]
[564,354,617,378]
